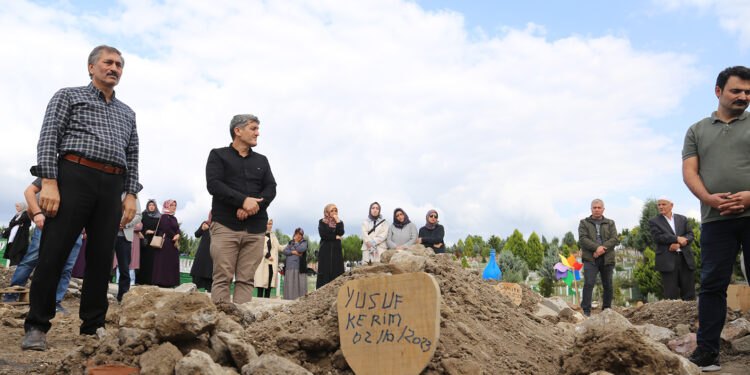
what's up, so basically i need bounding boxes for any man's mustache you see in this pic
[733,99,748,106]
[106,71,119,78]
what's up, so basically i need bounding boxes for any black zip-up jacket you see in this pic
[206,144,276,234]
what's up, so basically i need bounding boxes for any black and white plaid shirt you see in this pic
[35,82,142,194]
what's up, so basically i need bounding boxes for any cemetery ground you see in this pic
[0,250,749,374]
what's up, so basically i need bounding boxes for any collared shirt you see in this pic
[34,83,141,194]
[683,110,750,223]
[662,214,676,234]
[206,144,276,233]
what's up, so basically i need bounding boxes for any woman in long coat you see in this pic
[283,227,308,300]
[136,199,161,285]
[3,202,31,266]
[254,219,283,298]
[151,199,180,288]
[361,202,388,263]
[316,203,345,289]
[190,211,213,291]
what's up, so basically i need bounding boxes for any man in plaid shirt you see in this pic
[22,45,141,351]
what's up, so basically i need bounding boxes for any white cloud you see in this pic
[655,0,750,48]
[0,0,700,243]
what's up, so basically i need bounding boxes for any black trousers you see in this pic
[256,264,274,298]
[114,236,132,301]
[25,160,123,335]
[581,257,614,314]
[660,252,696,301]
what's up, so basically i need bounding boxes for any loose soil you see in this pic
[0,259,749,374]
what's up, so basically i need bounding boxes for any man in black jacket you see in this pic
[648,198,695,301]
[578,199,619,317]
[206,114,276,304]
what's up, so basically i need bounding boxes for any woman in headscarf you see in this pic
[283,227,308,300]
[3,202,31,266]
[316,203,345,289]
[387,208,418,250]
[254,219,283,298]
[361,202,388,263]
[136,199,161,285]
[150,200,181,288]
[418,209,445,253]
[190,210,213,291]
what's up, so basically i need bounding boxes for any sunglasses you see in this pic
[429,214,438,219]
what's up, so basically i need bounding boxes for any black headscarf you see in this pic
[143,199,161,219]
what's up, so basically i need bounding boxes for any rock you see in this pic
[118,327,157,350]
[241,353,312,374]
[214,312,245,337]
[217,332,258,368]
[120,287,218,341]
[140,342,184,375]
[389,251,427,272]
[558,307,585,323]
[380,249,398,263]
[635,323,676,343]
[209,333,231,364]
[276,335,300,352]
[674,323,691,337]
[574,308,633,337]
[540,297,569,314]
[108,283,119,296]
[175,349,231,375]
[732,334,750,353]
[555,321,576,334]
[667,333,697,357]
[215,302,256,326]
[406,243,435,257]
[533,302,558,319]
[720,318,750,342]
[175,283,197,293]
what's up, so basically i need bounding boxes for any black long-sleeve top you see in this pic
[419,224,445,251]
[206,144,276,234]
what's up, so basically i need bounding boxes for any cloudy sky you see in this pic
[1,0,748,245]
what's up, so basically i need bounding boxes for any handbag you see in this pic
[149,215,165,248]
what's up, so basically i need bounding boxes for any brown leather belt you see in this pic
[62,154,125,175]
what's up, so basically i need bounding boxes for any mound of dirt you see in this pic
[244,254,569,374]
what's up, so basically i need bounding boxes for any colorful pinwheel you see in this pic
[553,254,583,304]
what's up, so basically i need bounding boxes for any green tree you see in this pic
[526,232,544,270]
[538,277,554,297]
[488,235,505,252]
[464,237,475,257]
[633,199,658,252]
[561,243,571,257]
[505,229,527,261]
[538,242,561,283]
[633,248,663,300]
[306,237,319,264]
[688,218,702,282]
[496,250,530,281]
[274,228,290,245]
[562,231,576,248]
[177,224,198,257]
[341,235,363,262]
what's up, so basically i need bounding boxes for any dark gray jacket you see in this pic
[578,216,618,265]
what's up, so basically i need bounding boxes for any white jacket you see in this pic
[361,218,388,262]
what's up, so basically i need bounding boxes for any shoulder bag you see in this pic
[149,216,166,249]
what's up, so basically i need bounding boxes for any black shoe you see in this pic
[688,346,720,372]
[55,302,71,314]
[21,328,47,351]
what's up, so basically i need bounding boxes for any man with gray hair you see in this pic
[648,197,695,301]
[23,45,141,350]
[578,199,619,317]
[206,114,276,304]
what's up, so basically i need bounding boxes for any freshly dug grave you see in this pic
[244,255,569,374]
[617,299,750,332]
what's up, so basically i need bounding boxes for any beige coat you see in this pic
[361,219,388,263]
[254,232,283,288]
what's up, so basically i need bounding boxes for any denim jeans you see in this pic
[6,229,81,302]
[697,217,750,354]
[580,257,614,314]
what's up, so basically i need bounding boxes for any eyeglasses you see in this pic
[429,214,438,219]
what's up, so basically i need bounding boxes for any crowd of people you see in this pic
[2,44,748,373]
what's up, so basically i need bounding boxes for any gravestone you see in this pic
[494,282,522,306]
[336,272,440,375]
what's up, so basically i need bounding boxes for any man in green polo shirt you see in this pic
[683,66,750,372]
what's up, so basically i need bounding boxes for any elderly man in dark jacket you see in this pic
[648,198,695,301]
[578,199,619,316]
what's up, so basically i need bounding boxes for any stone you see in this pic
[558,307,585,323]
[175,349,230,375]
[217,332,258,368]
[667,333,697,357]
[140,342,184,375]
[380,249,398,263]
[732,334,750,353]
[241,353,312,375]
[406,243,435,257]
[674,323,691,337]
[533,302,558,319]
[539,296,569,314]
[209,333,231,364]
[175,283,197,293]
[574,308,633,337]
[389,251,427,272]
[214,313,245,337]
[635,323,676,343]
[118,327,157,348]
[720,318,750,342]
